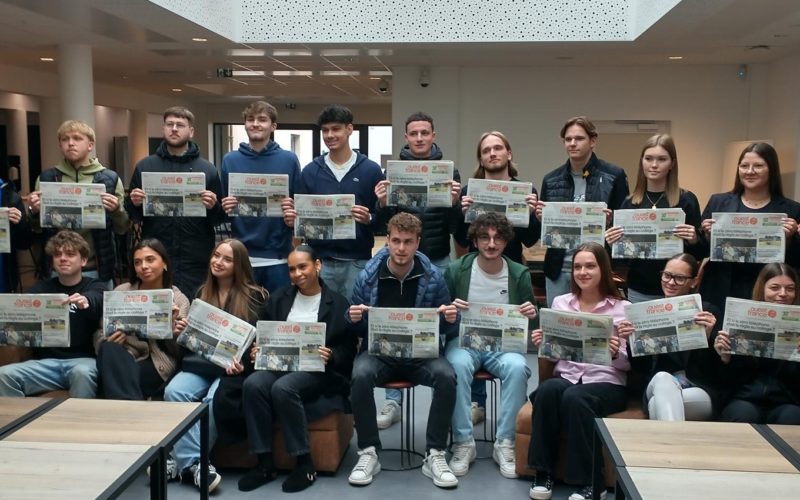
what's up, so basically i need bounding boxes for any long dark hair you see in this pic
[752,263,799,304]
[570,242,624,300]
[732,142,783,197]
[196,239,267,322]
[129,238,172,288]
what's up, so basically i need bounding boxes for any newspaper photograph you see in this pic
[0,294,70,347]
[464,178,533,227]
[710,212,785,263]
[177,299,256,368]
[458,302,529,353]
[227,173,289,217]
[385,160,454,209]
[39,181,106,229]
[538,308,613,365]
[624,294,707,356]
[293,194,356,240]
[254,321,326,372]
[368,307,440,359]
[612,208,686,259]
[102,289,174,340]
[722,297,800,361]
[142,172,206,217]
[0,207,9,253]
[541,202,607,250]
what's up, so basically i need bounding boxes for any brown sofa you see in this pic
[514,358,646,485]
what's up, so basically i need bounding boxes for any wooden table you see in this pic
[0,397,60,438]
[623,467,800,500]
[5,399,209,500]
[766,424,800,471]
[0,440,158,500]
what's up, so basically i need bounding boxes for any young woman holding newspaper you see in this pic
[527,242,630,500]
[713,263,800,424]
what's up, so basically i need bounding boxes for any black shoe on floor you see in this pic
[237,464,277,492]
[281,462,317,493]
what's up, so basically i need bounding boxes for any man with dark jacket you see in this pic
[535,116,629,306]
[126,106,224,298]
[220,100,302,293]
[0,178,31,292]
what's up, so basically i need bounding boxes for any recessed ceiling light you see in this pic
[172,88,182,92]
[320,49,359,57]
[369,77,381,80]
[192,37,207,42]
[272,49,313,57]
[40,57,54,62]
[321,70,360,76]
[227,49,266,57]
[368,70,392,76]
[668,56,683,60]
[272,70,313,76]
[232,70,266,77]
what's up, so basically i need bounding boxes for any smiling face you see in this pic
[738,151,769,192]
[474,226,507,261]
[641,145,673,184]
[288,250,321,293]
[133,246,166,287]
[763,274,797,305]
[210,243,235,281]
[52,245,87,280]
[660,258,695,297]
[572,250,601,293]
[321,122,353,153]
[245,112,276,145]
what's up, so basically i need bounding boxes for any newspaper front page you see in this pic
[0,208,9,253]
[625,294,707,356]
[541,202,607,250]
[102,289,174,340]
[612,208,686,259]
[464,178,532,227]
[710,212,785,263]
[368,307,439,359]
[294,194,356,240]
[722,297,800,361]
[538,309,613,365]
[227,173,289,217]
[458,302,529,353]
[385,160,454,209]
[142,172,206,217]
[0,294,69,347]
[177,299,256,368]
[254,321,326,372]
[39,181,106,229]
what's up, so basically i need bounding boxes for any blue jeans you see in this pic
[252,264,291,294]
[545,268,572,307]
[445,339,530,442]
[164,372,221,471]
[386,379,487,407]
[320,258,367,300]
[0,358,97,398]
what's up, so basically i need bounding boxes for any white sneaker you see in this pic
[448,439,476,476]
[422,448,458,488]
[471,402,486,425]
[376,400,401,429]
[492,438,518,479]
[348,446,381,486]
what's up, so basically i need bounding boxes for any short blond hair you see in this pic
[57,120,95,143]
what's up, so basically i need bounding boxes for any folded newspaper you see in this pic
[541,202,607,250]
[254,321,326,372]
[227,173,289,217]
[385,160,454,209]
[177,299,256,368]
[458,302,529,353]
[0,294,70,347]
[612,208,686,259]
[368,307,440,359]
[0,207,9,253]
[722,297,800,362]
[40,181,106,229]
[538,309,613,365]
[103,289,174,340]
[710,212,785,264]
[142,172,206,217]
[464,178,532,227]
[294,194,356,240]
[625,294,707,356]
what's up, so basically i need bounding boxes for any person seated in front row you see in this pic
[444,212,537,478]
[346,212,460,489]
[528,242,630,500]
[0,230,107,398]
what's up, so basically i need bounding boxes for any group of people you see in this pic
[0,102,799,500]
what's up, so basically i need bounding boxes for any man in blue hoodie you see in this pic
[283,105,384,298]
[220,101,302,293]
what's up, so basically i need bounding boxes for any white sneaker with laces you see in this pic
[348,446,381,486]
[188,462,221,493]
[376,400,401,429]
[470,402,486,425]
[492,438,518,478]
[422,448,458,488]
[448,439,476,476]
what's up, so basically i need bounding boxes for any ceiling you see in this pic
[0,0,799,105]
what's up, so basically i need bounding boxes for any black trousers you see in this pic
[527,377,627,486]
[350,352,456,452]
[96,341,164,400]
[721,399,800,424]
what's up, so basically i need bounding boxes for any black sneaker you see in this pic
[529,472,553,499]
[568,485,607,500]
[187,462,221,493]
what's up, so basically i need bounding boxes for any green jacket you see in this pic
[444,251,535,308]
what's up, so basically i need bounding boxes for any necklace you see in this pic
[742,196,770,208]
[645,192,665,209]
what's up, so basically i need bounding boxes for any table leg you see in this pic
[153,447,166,500]
[592,422,603,500]
[200,404,208,500]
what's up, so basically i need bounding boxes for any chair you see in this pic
[379,380,423,470]
[472,369,498,458]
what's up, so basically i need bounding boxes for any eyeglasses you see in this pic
[738,163,767,172]
[659,271,693,286]
[164,121,189,130]
[476,235,506,245]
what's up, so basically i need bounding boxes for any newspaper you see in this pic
[710,212,785,263]
[176,299,256,368]
[142,172,206,217]
[385,160,454,209]
[102,289,174,340]
[612,208,686,259]
[294,194,356,240]
[39,181,106,229]
[538,309,613,365]
[464,178,532,227]
[624,294,707,356]
[722,297,800,361]
[0,208,9,253]
[0,294,70,347]
[227,173,289,217]
[458,302,529,353]
[541,202,607,250]
[254,321,326,372]
[368,307,440,359]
